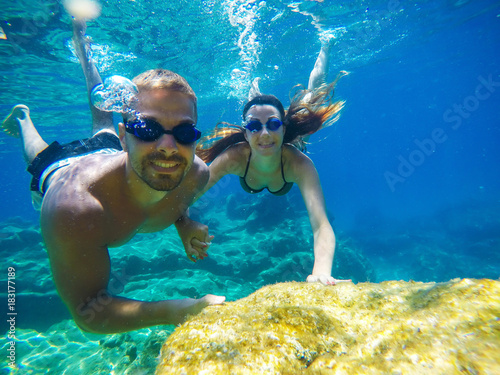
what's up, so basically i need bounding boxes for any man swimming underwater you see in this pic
[1,19,224,334]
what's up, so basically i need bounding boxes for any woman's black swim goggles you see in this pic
[244,118,283,133]
[124,117,201,144]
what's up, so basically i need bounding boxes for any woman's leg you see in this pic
[307,35,334,92]
[247,77,262,101]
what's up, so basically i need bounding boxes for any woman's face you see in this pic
[244,104,284,155]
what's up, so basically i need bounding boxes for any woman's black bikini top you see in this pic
[239,151,294,196]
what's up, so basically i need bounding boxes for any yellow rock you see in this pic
[156,279,500,374]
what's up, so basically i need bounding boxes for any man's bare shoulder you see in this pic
[41,169,106,224]
[184,155,209,191]
[41,153,126,230]
[40,189,107,254]
[192,155,209,178]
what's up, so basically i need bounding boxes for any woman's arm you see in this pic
[195,144,247,201]
[287,148,349,285]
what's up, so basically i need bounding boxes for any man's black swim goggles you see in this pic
[244,118,283,133]
[124,118,201,144]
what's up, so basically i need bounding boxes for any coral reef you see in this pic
[157,278,500,374]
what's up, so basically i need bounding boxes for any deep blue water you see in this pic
[1,0,499,231]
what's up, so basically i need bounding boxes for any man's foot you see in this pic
[1,105,29,138]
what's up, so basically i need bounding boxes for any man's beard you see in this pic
[137,152,189,191]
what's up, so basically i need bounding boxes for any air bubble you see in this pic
[90,75,138,114]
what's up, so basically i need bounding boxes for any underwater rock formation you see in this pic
[157,278,500,374]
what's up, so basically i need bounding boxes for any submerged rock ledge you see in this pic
[157,279,500,374]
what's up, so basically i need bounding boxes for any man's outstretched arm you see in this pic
[41,199,224,334]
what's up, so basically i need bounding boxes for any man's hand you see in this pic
[175,216,214,262]
[306,274,352,286]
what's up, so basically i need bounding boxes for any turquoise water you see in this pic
[1,0,499,373]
